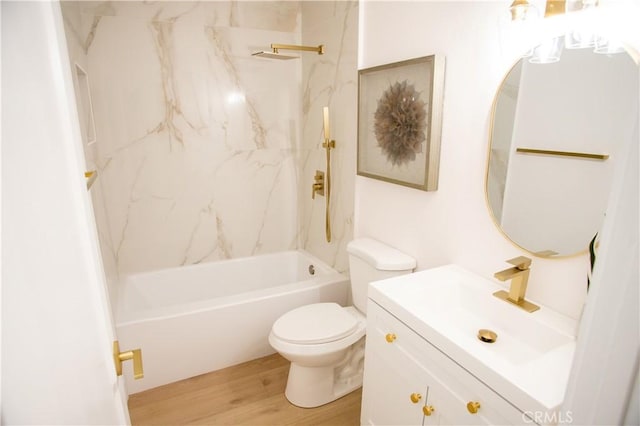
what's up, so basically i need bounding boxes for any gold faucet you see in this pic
[493,256,540,313]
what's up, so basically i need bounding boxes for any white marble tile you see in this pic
[79,1,300,32]
[300,1,358,273]
[62,1,356,277]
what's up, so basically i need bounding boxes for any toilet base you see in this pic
[283,338,365,408]
[284,363,363,408]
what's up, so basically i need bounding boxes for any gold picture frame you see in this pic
[357,55,445,191]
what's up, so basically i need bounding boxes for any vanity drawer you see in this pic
[363,301,532,425]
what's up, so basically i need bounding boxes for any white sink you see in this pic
[368,264,577,414]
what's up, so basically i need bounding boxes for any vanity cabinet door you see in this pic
[361,304,431,425]
[362,301,528,426]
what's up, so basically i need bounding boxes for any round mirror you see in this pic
[487,37,638,257]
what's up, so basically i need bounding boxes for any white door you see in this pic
[1,1,130,423]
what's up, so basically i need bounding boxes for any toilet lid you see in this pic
[272,303,358,344]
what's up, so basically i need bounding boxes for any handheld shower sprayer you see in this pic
[322,106,335,243]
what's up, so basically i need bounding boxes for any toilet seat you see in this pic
[272,303,358,344]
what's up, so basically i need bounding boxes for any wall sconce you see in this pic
[564,0,598,49]
[543,0,567,17]
[509,0,599,21]
[510,0,533,20]
[509,0,568,21]
[594,37,625,54]
[510,0,623,63]
[529,36,564,63]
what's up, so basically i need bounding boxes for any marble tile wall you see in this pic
[300,1,358,273]
[61,1,120,305]
[61,1,357,282]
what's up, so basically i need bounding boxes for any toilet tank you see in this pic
[347,238,416,314]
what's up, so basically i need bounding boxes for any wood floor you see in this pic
[128,353,362,425]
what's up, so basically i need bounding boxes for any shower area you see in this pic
[60,0,358,300]
[59,1,358,392]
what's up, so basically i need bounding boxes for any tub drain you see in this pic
[308,264,315,275]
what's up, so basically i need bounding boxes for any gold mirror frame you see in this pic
[485,39,639,259]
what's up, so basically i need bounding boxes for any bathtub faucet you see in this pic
[312,170,324,199]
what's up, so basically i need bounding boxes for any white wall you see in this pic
[2,1,126,423]
[357,1,640,320]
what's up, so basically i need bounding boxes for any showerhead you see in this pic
[252,43,322,60]
[252,51,299,60]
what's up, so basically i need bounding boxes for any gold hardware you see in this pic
[477,329,498,343]
[507,255,532,270]
[516,148,609,161]
[113,341,144,380]
[509,0,531,20]
[423,405,435,416]
[271,43,324,55]
[385,333,396,343]
[312,170,324,199]
[534,249,559,257]
[84,170,97,190]
[322,107,335,242]
[467,401,481,414]
[410,393,422,404]
[493,256,540,313]
[544,0,566,17]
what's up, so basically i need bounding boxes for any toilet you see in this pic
[268,238,416,408]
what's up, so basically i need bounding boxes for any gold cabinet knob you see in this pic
[467,401,481,414]
[385,333,397,343]
[410,393,422,404]
[423,405,435,416]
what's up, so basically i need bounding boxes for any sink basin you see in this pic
[368,264,577,414]
[390,266,573,365]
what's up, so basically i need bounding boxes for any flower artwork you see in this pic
[357,55,445,191]
[374,80,427,166]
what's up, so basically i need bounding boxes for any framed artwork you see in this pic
[357,55,445,191]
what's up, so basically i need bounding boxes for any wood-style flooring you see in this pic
[128,353,362,425]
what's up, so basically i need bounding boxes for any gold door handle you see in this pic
[385,333,396,343]
[423,405,435,416]
[467,401,481,414]
[113,341,144,379]
[410,393,422,404]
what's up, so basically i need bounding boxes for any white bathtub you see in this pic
[115,250,349,394]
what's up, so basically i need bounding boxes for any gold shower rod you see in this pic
[271,43,324,55]
[516,148,609,160]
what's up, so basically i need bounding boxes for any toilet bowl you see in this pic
[269,238,416,408]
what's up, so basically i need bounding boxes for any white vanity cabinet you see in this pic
[361,301,530,425]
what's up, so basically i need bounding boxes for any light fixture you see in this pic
[509,0,532,21]
[565,0,598,49]
[594,37,625,54]
[529,36,564,63]
[510,0,615,62]
[543,0,567,18]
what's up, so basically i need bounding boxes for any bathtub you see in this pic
[115,250,349,394]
